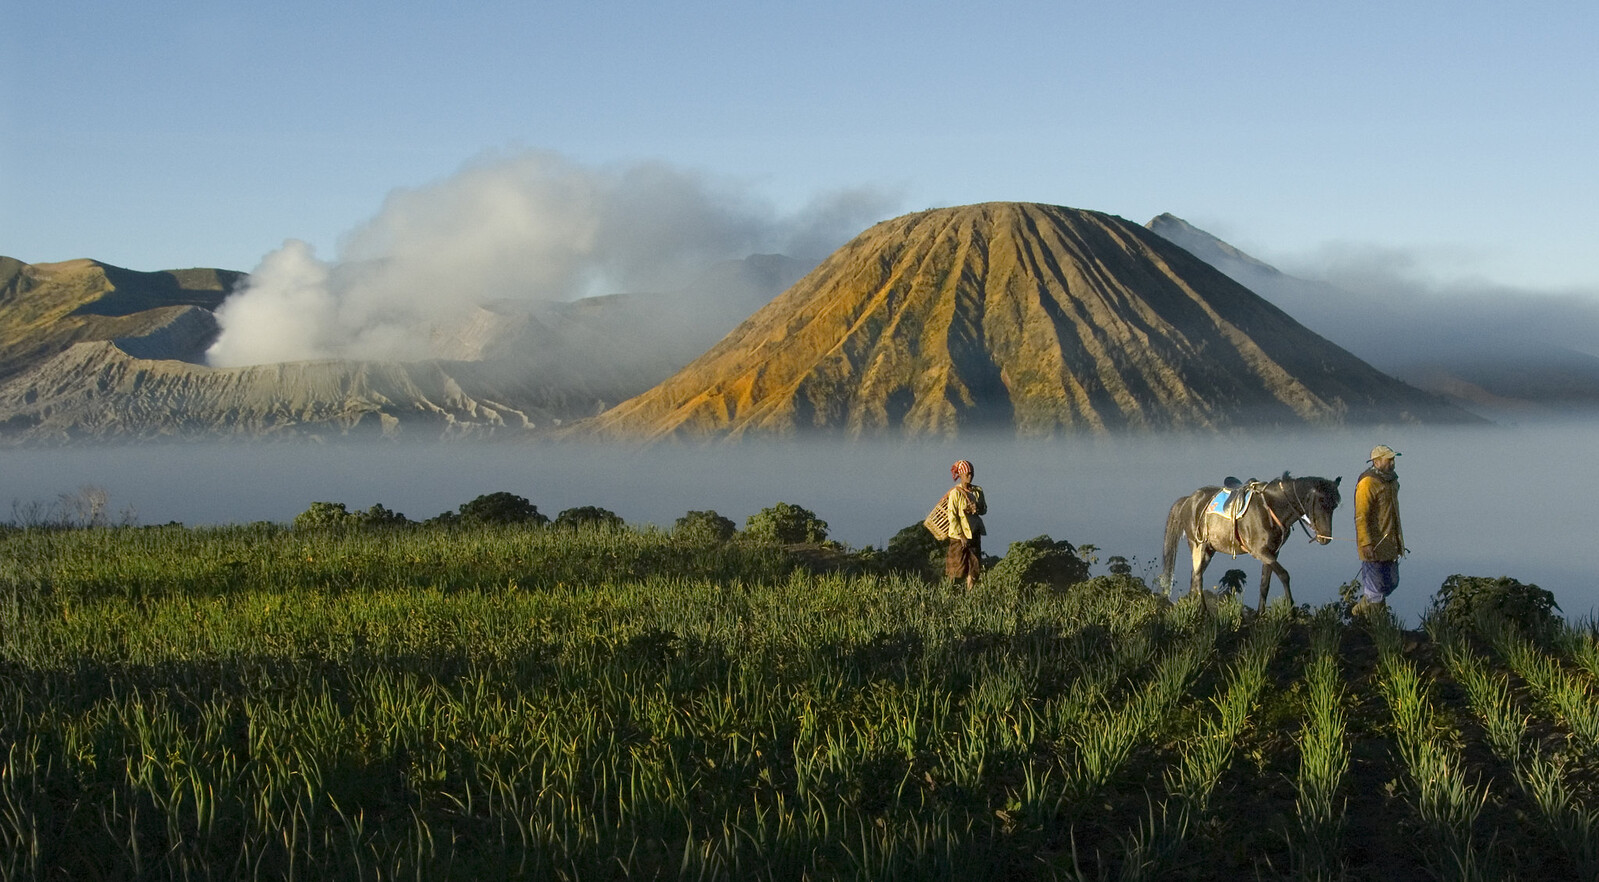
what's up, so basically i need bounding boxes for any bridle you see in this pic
[1274,479,1337,543]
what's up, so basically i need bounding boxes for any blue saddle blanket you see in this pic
[1207,487,1253,518]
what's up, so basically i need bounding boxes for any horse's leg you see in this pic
[1190,544,1213,598]
[1256,553,1292,612]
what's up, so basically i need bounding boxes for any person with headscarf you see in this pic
[943,460,987,589]
[1354,444,1405,612]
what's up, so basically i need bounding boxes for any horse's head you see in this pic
[1303,476,1342,544]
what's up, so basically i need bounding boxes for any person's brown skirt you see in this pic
[946,536,982,581]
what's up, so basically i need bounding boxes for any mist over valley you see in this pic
[6,421,1596,624]
[7,183,1599,623]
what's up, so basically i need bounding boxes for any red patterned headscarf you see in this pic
[951,460,973,481]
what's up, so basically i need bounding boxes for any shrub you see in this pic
[354,503,409,528]
[294,501,409,530]
[882,521,943,579]
[293,501,356,530]
[673,510,737,543]
[1430,574,1561,635]
[1217,569,1248,594]
[553,506,625,530]
[985,535,1090,591]
[454,492,548,526]
[745,502,828,545]
[1335,578,1364,622]
[1074,574,1160,607]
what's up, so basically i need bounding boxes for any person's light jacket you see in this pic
[945,484,987,541]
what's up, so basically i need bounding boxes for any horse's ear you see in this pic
[1335,476,1342,487]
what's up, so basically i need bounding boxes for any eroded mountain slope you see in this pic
[578,203,1473,440]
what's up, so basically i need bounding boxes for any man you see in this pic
[944,460,987,589]
[1354,444,1404,612]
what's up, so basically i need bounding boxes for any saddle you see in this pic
[1207,477,1268,555]
[1206,477,1261,521]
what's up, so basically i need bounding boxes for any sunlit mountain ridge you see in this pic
[0,203,1507,443]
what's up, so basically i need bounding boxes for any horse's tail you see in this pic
[1160,496,1187,597]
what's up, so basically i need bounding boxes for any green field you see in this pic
[3,520,1597,880]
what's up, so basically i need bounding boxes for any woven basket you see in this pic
[922,494,953,540]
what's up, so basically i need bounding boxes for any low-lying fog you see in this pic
[6,421,1597,624]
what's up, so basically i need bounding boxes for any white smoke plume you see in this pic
[206,150,898,366]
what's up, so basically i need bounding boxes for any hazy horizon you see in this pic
[6,419,1596,625]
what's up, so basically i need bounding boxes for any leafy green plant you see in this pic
[1336,579,1363,622]
[1368,612,1494,878]
[1217,569,1247,594]
[985,535,1090,591]
[744,502,828,544]
[293,501,356,530]
[450,491,548,526]
[552,506,624,530]
[881,521,942,579]
[293,502,409,530]
[1430,574,1560,635]
[354,502,409,527]
[1476,614,1599,748]
[671,509,736,544]
[1423,618,1598,876]
[1289,607,1351,880]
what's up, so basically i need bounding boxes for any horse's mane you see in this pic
[1265,471,1341,500]
[1262,471,1297,492]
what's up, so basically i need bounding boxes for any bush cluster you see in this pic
[744,502,829,545]
[292,502,409,530]
[552,506,625,531]
[1429,573,1561,634]
[449,492,548,526]
[881,521,944,579]
[985,535,1091,591]
[673,510,737,543]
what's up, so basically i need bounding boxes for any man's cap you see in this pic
[1369,444,1401,461]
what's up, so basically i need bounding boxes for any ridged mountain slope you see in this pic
[578,203,1474,440]
[0,341,617,442]
[0,257,240,381]
[0,254,802,443]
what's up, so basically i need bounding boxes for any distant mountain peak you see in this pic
[1145,213,1282,276]
[574,201,1472,441]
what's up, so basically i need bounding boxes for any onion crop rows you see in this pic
[1473,614,1599,750]
[5,524,1599,878]
[1368,613,1493,880]
[1109,599,1292,881]
[1436,618,1599,875]
[1285,606,1349,881]
[1439,623,1599,875]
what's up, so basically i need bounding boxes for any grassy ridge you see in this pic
[3,524,1598,879]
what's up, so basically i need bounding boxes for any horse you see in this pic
[1159,473,1342,611]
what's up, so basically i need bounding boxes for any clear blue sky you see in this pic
[5,0,1597,292]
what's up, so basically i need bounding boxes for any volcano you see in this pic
[577,202,1475,440]
[0,254,799,442]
